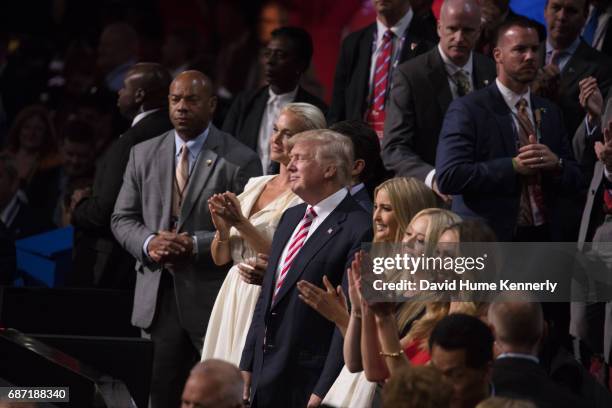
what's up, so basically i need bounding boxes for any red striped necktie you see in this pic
[273,206,317,302]
[365,29,394,143]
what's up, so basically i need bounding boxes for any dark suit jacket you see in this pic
[71,109,173,288]
[351,186,373,214]
[435,84,583,241]
[598,18,612,58]
[382,48,496,180]
[327,20,437,124]
[538,40,612,139]
[239,195,372,407]
[493,357,587,408]
[222,85,328,152]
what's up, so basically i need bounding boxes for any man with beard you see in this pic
[222,27,326,175]
[435,17,582,241]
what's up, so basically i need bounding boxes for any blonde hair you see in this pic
[288,129,353,186]
[373,177,438,243]
[280,102,326,131]
[397,208,462,334]
[382,365,453,408]
[476,397,537,408]
[409,208,462,256]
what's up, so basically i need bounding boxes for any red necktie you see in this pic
[516,98,546,226]
[366,30,394,143]
[273,206,317,302]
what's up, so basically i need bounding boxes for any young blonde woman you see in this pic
[297,177,437,408]
[360,208,462,382]
[201,103,325,364]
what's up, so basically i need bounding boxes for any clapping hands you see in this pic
[208,192,246,234]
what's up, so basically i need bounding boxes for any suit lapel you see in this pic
[271,201,349,308]
[427,49,453,114]
[244,89,269,150]
[354,25,375,118]
[262,205,306,311]
[560,41,590,90]
[177,127,220,231]
[472,54,493,90]
[488,85,517,155]
[156,132,175,231]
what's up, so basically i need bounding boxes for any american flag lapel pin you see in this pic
[410,42,418,51]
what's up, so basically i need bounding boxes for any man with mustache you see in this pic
[435,17,582,242]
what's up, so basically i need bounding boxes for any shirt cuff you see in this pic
[604,166,612,183]
[585,116,599,137]
[192,235,198,258]
[425,169,436,189]
[143,234,156,261]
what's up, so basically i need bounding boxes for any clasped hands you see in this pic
[513,134,559,175]
[208,192,246,233]
[147,230,193,267]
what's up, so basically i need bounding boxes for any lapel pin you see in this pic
[484,79,489,85]
[410,42,418,51]
[327,228,333,234]
[206,159,213,166]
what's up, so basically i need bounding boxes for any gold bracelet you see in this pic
[379,350,403,358]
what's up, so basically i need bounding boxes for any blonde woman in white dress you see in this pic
[201,103,326,364]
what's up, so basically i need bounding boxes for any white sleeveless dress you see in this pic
[201,175,301,364]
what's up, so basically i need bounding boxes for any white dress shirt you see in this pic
[257,87,298,174]
[545,37,581,72]
[131,108,160,127]
[275,188,348,280]
[496,78,535,133]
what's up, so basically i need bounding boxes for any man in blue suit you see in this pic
[436,17,583,241]
[239,130,372,407]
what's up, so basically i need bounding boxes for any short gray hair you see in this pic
[280,102,327,132]
[288,129,353,186]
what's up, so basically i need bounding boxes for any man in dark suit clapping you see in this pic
[240,129,372,407]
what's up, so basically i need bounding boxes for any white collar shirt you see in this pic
[438,45,474,99]
[368,9,414,95]
[131,108,160,127]
[496,78,535,129]
[257,87,298,174]
[275,188,348,279]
